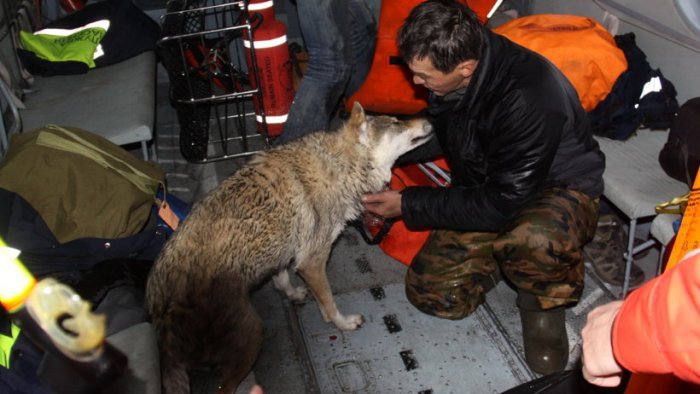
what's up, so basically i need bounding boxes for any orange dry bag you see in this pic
[493,14,627,112]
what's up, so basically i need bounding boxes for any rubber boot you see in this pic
[517,291,568,375]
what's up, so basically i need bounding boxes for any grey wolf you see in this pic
[145,102,432,393]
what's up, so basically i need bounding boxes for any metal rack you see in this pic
[159,0,270,163]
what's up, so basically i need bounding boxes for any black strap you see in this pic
[350,217,396,246]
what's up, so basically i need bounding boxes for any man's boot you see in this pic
[517,291,568,375]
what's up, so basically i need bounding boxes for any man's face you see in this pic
[407,57,476,96]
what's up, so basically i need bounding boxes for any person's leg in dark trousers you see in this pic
[276,0,376,144]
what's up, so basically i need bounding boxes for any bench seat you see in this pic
[19,52,157,159]
[594,128,688,296]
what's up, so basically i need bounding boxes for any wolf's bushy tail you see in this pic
[160,352,189,394]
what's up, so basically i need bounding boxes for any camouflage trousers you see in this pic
[405,188,599,320]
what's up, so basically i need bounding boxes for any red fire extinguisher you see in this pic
[60,0,85,13]
[243,0,295,138]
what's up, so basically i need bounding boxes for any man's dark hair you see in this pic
[397,0,484,73]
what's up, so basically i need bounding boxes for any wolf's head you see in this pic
[346,102,433,169]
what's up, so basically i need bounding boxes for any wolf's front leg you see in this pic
[272,269,308,302]
[296,249,364,331]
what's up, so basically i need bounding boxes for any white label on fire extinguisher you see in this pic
[243,35,287,50]
[247,0,274,11]
[256,114,288,124]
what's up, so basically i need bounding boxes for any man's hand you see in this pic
[362,190,403,219]
[581,300,624,387]
[249,385,263,394]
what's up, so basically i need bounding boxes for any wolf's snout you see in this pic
[414,119,432,137]
[409,119,433,145]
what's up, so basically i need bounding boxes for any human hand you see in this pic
[362,190,403,219]
[581,300,624,387]
[249,385,263,394]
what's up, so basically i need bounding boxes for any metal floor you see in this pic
[153,76,648,394]
[283,230,617,394]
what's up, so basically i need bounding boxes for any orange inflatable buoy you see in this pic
[345,0,499,115]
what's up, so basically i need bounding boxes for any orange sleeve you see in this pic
[612,251,700,384]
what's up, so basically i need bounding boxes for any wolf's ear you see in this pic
[348,102,366,127]
[348,102,369,143]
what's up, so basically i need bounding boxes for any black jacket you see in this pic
[401,29,605,232]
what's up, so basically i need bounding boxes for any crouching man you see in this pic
[362,0,605,375]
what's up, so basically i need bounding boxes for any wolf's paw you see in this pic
[333,313,365,331]
[287,286,308,302]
